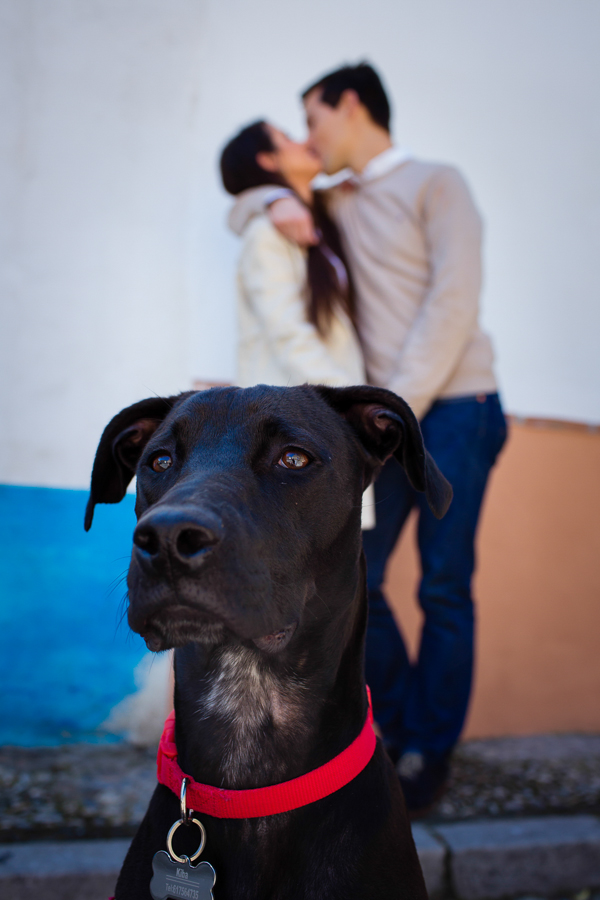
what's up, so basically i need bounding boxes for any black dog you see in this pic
[85,384,451,900]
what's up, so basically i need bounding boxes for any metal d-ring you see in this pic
[180,777,190,823]
[167,778,206,863]
[167,816,206,864]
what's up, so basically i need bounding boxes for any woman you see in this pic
[220,120,374,529]
[220,120,367,392]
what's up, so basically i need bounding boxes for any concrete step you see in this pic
[433,814,600,900]
[0,838,129,900]
[412,823,446,895]
[1,815,599,900]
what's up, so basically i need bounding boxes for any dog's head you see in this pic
[85,385,451,654]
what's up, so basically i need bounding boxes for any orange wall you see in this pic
[384,420,600,738]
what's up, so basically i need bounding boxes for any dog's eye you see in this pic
[278,449,310,469]
[151,454,173,473]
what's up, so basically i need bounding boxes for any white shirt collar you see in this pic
[311,145,413,191]
[311,168,353,190]
[353,145,413,185]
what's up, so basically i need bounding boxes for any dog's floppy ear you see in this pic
[84,394,190,531]
[316,385,452,519]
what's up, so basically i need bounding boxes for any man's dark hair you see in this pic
[301,62,391,132]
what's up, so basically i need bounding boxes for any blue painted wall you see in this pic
[0,484,147,745]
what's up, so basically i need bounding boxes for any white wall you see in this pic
[2,0,599,489]
[0,0,206,487]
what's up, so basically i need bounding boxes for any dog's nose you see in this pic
[133,508,220,566]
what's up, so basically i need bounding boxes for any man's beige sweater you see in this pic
[228,156,497,420]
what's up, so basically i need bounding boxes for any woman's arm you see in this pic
[228,186,318,246]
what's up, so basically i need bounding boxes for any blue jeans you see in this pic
[362,393,507,762]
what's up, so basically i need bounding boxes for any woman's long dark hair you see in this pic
[220,120,356,336]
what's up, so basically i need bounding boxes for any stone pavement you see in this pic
[0,742,155,842]
[1,733,599,898]
[437,734,600,822]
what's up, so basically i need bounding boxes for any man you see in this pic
[233,63,507,814]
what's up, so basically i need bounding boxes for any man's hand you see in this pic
[269,197,318,246]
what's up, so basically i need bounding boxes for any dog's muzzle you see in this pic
[128,505,299,653]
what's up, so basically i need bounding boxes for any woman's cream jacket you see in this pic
[234,213,365,389]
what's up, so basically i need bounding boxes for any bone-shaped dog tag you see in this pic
[150,851,216,900]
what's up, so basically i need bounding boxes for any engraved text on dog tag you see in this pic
[150,850,216,900]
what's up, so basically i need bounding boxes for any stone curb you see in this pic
[412,824,447,896]
[432,814,600,900]
[1,815,600,899]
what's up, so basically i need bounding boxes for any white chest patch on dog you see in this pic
[198,646,308,779]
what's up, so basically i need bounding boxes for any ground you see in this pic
[2,734,599,842]
[1,734,599,898]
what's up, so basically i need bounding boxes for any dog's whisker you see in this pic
[113,592,131,638]
[106,570,129,596]
[311,592,333,618]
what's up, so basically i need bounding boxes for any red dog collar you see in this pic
[157,688,376,818]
